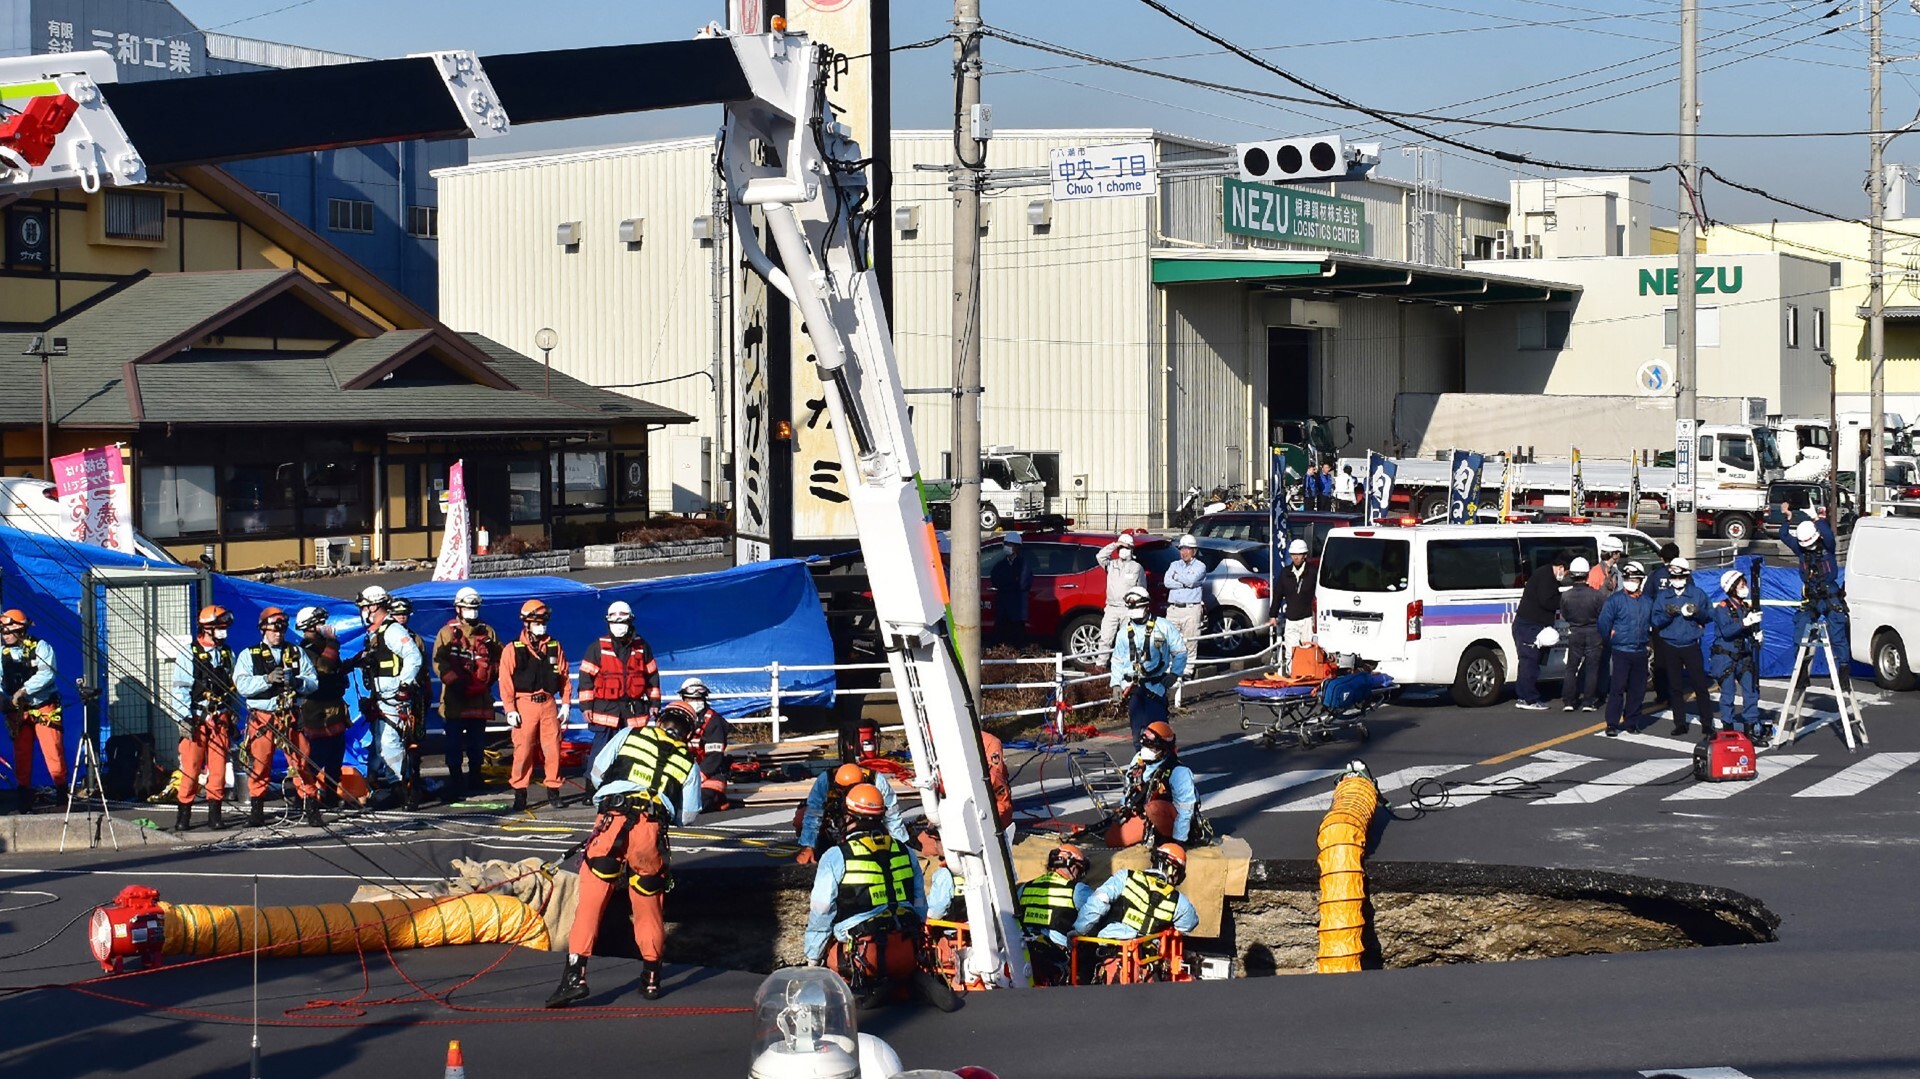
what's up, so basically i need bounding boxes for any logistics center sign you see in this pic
[1222,178,1365,253]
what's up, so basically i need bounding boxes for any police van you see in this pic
[1313,522,1664,707]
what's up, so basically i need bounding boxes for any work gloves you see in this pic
[264,668,288,687]
[507,711,522,729]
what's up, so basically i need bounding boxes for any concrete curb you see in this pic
[580,537,727,568]
[1,808,184,853]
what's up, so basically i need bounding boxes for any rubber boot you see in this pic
[544,786,560,810]
[173,803,192,832]
[445,764,464,804]
[639,960,663,1001]
[512,788,528,812]
[207,800,225,831]
[304,796,323,828]
[248,799,266,828]
[914,968,961,1013]
[544,956,589,1009]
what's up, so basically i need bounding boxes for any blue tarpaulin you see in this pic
[0,519,834,787]
[1693,557,1866,679]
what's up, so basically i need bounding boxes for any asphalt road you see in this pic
[3,677,1916,1079]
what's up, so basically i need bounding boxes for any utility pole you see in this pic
[1674,0,1700,558]
[950,0,985,697]
[1870,0,1888,511]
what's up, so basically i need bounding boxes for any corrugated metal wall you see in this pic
[438,138,721,508]
[1166,284,1255,496]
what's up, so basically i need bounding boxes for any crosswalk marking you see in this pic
[1791,752,1920,798]
[1268,764,1468,812]
[1533,758,1694,805]
[1663,754,1814,800]
[1206,768,1343,811]
[1439,749,1598,808]
[1603,730,1697,754]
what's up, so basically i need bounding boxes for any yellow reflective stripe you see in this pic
[1,81,61,99]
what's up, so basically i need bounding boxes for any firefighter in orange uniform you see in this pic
[232,607,317,828]
[498,599,572,811]
[3,610,64,813]
[171,606,241,831]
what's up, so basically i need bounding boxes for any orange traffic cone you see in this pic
[444,1040,466,1079]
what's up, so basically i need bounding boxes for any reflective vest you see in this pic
[837,833,915,919]
[1108,871,1182,937]
[688,707,726,763]
[189,641,237,714]
[589,637,652,705]
[439,621,497,686]
[301,636,350,735]
[247,642,303,712]
[1018,875,1079,938]
[1121,618,1175,680]
[509,638,563,694]
[1,637,42,697]
[361,623,406,680]
[608,727,695,807]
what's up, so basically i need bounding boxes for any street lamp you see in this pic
[534,326,558,398]
[1820,349,1840,520]
[21,334,68,477]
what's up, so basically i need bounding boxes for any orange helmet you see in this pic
[519,599,550,622]
[0,609,28,632]
[197,605,233,629]
[1046,842,1088,879]
[832,763,868,789]
[1152,842,1188,884]
[655,700,699,738]
[844,783,886,817]
[1140,721,1176,754]
[258,606,289,631]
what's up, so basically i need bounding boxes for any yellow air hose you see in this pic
[1315,772,1380,974]
[160,893,551,958]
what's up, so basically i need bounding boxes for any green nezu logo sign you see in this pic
[1638,266,1745,295]
[1222,178,1366,253]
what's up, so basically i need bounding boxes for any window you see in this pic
[508,458,544,523]
[1519,536,1596,580]
[103,190,165,241]
[1698,435,1715,465]
[1786,304,1800,349]
[257,191,282,207]
[223,461,299,534]
[1320,536,1411,592]
[1427,538,1520,591]
[1025,543,1094,576]
[1472,235,1495,260]
[1516,309,1572,350]
[327,198,375,233]
[407,205,438,238]
[1664,307,1721,347]
[1720,434,1756,472]
[551,451,609,509]
[1618,534,1664,568]
[139,464,217,538]
[303,458,369,531]
[1814,308,1828,351]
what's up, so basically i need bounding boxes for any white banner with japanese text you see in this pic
[51,446,134,553]
[432,459,470,581]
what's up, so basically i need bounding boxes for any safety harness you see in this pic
[509,637,564,696]
[837,833,916,922]
[1109,870,1182,937]
[246,641,303,714]
[300,636,351,737]
[585,728,696,894]
[1711,598,1761,681]
[1018,875,1080,938]
[2,637,60,734]
[1122,618,1174,683]
[188,640,237,720]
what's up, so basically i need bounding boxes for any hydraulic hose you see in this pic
[1315,773,1380,974]
[159,894,551,958]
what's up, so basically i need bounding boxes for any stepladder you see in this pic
[1771,618,1868,752]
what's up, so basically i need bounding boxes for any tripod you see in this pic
[61,681,120,852]
[1771,618,1868,751]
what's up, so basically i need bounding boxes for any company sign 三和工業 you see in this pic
[1222,178,1366,253]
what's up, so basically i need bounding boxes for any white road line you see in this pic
[1603,730,1698,754]
[1640,1068,1756,1078]
[1268,764,1469,813]
[1440,749,1599,808]
[1664,754,1815,800]
[1532,758,1695,805]
[1205,768,1343,812]
[1791,752,1920,798]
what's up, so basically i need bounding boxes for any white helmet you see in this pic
[1122,586,1152,609]
[1598,536,1624,555]
[295,606,327,631]
[1178,533,1197,549]
[679,677,709,700]
[1569,556,1591,574]
[606,600,634,623]
[1667,557,1691,576]
[1117,532,1136,548]
[1288,538,1309,555]
[1534,626,1561,648]
[454,586,482,610]
[1622,561,1647,580]
[356,584,390,609]
[1720,569,1746,595]
[1794,520,1819,547]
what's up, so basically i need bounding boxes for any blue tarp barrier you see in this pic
[1693,557,1866,679]
[0,518,834,787]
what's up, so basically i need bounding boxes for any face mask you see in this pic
[1625,580,1644,594]
[1139,747,1162,762]
[460,609,478,622]
[1554,569,1567,582]
[1130,608,1148,621]
[1670,578,1687,592]
[1118,548,1132,561]
[213,628,228,641]
[609,623,631,638]
[529,623,549,638]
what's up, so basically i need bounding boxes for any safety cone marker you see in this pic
[444,1039,466,1079]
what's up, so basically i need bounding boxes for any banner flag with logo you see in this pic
[1269,446,1289,596]
[1628,455,1642,528]
[432,459,470,581]
[1446,450,1485,524]
[1570,446,1586,518]
[50,446,134,553]
[1365,452,1397,525]
[1499,455,1515,521]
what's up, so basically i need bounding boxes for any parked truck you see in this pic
[923,447,1049,531]
[1394,392,1770,460]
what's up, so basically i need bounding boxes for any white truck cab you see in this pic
[1,476,178,563]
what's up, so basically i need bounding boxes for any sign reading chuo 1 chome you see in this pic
[1222,178,1366,253]
[1049,141,1157,201]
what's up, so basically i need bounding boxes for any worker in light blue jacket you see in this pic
[1596,562,1656,737]
[1651,557,1716,737]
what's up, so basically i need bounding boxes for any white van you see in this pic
[1314,523,1664,707]
[1846,515,1920,690]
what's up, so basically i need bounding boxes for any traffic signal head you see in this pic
[1236,136,1375,184]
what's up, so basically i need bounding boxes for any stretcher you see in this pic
[1069,928,1191,985]
[1235,671,1395,749]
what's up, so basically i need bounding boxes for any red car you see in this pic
[971,530,1173,655]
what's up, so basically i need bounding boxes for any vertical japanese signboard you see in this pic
[1674,419,1697,513]
[1569,446,1586,519]
[1628,455,1642,528]
[1499,456,1515,521]
[51,446,134,553]
[1268,447,1289,598]
[432,459,470,581]
[1448,450,1484,524]
[1365,452,1397,525]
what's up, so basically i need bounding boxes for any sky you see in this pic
[165,0,1920,227]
